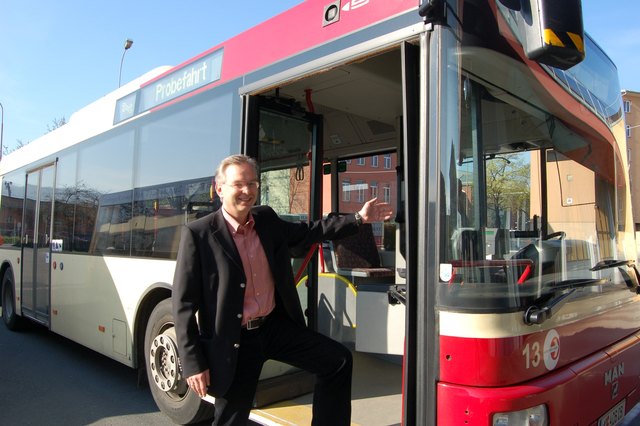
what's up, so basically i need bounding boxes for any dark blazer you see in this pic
[172,205,358,397]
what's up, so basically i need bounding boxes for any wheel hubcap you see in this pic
[149,329,181,392]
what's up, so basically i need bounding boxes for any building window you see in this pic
[384,154,392,169]
[342,179,351,202]
[371,155,379,167]
[356,180,365,203]
[624,100,631,113]
[627,125,632,138]
[383,184,391,203]
[370,181,378,199]
[357,157,365,166]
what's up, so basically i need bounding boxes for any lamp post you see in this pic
[0,101,4,162]
[118,39,134,88]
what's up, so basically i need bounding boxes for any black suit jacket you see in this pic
[172,205,358,397]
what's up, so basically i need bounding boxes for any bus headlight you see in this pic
[492,404,548,426]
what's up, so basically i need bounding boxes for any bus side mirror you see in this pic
[519,0,585,70]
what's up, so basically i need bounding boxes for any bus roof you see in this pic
[1,0,419,175]
[0,67,171,175]
[145,0,417,91]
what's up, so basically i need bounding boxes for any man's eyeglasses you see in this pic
[224,181,260,191]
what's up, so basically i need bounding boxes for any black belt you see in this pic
[243,316,267,330]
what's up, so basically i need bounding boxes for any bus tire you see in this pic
[2,270,25,331]
[144,298,215,424]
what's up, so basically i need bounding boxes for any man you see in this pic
[173,154,393,426]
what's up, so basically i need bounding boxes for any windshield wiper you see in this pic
[523,278,607,325]
[524,260,640,325]
[591,259,635,271]
[591,259,640,294]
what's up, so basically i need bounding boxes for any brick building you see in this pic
[623,90,640,233]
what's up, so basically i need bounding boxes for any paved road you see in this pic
[2,317,640,425]
[624,404,640,426]
[0,320,193,426]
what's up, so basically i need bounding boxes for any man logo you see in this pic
[604,363,624,386]
[605,363,624,400]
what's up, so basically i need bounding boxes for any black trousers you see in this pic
[212,312,352,426]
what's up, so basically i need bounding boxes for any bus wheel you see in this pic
[144,298,215,424]
[2,270,24,331]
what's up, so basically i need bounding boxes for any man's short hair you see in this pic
[215,154,259,184]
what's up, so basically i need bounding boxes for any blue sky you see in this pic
[0,0,638,154]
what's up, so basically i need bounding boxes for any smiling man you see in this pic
[172,154,393,426]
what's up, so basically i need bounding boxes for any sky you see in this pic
[0,0,638,154]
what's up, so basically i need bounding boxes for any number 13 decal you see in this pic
[523,329,561,371]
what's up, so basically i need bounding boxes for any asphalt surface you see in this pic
[0,319,194,425]
[622,403,640,426]
[2,315,640,425]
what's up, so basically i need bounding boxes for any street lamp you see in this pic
[0,101,4,162]
[118,38,134,88]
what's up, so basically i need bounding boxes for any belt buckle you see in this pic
[246,318,261,330]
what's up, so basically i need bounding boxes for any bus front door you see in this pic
[21,163,55,326]
[243,94,324,404]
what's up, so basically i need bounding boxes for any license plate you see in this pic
[598,400,626,426]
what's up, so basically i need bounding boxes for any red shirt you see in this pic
[222,209,276,325]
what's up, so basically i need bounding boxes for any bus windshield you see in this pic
[437,47,630,314]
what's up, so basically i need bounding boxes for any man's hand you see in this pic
[358,198,394,223]
[186,369,210,398]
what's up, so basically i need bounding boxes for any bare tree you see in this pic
[46,116,67,133]
[3,117,67,156]
[2,139,26,156]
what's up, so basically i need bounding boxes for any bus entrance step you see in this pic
[253,370,315,408]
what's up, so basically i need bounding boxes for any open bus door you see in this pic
[399,39,427,426]
[239,39,428,424]
[242,93,325,404]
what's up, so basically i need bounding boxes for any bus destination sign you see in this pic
[114,48,223,124]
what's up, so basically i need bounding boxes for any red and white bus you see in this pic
[2,0,639,424]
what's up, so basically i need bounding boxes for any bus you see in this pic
[2,0,639,424]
